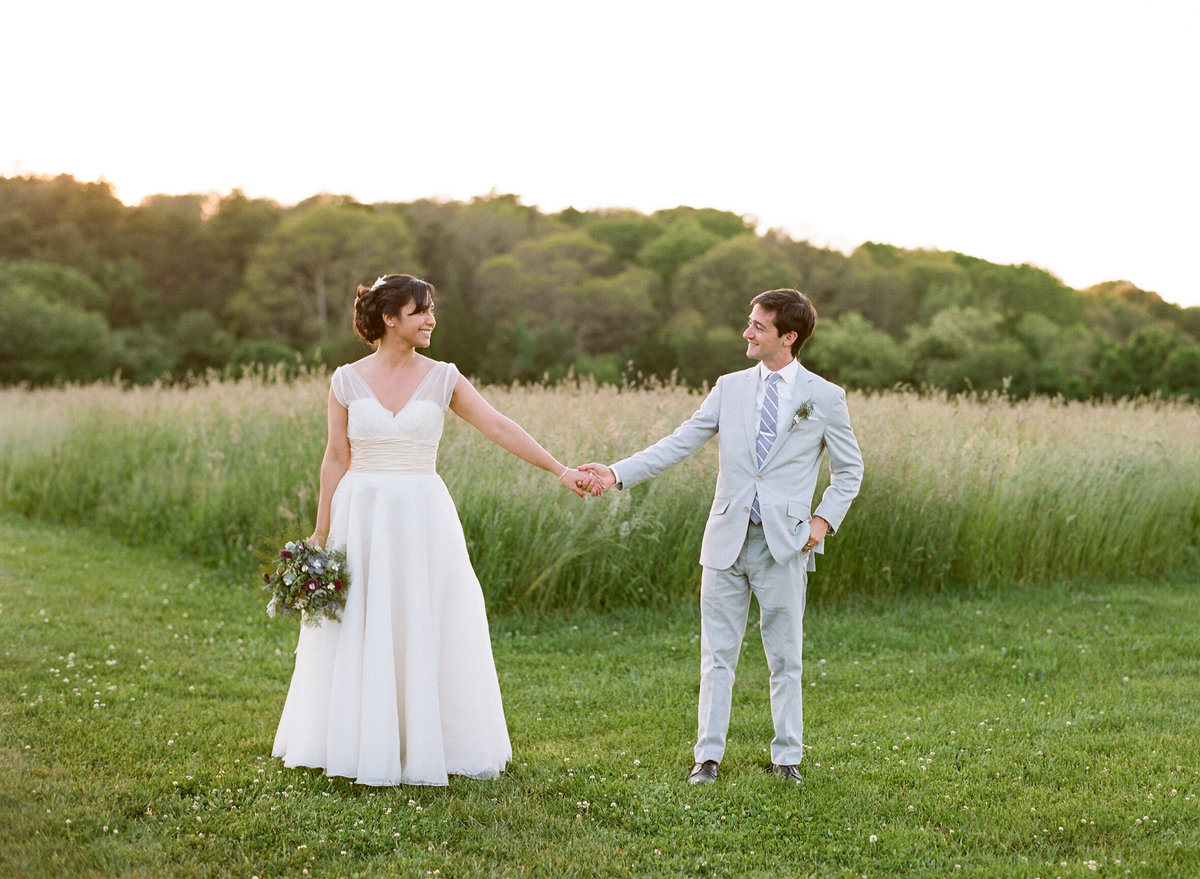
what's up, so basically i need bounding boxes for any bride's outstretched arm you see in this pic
[448,375,600,498]
[309,389,351,547]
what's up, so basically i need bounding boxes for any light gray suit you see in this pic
[613,362,863,764]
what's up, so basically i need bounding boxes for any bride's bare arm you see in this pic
[448,375,598,497]
[310,389,351,547]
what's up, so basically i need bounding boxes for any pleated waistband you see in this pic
[349,437,438,474]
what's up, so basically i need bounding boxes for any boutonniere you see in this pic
[788,400,815,431]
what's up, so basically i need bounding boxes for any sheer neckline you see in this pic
[345,361,440,417]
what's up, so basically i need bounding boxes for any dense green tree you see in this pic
[906,306,1028,394]
[0,174,125,268]
[477,319,580,384]
[229,337,301,370]
[659,309,748,386]
[2,174,1195,397]
[671,234,802,330]
[1159,345,1200,400]
[0,260,108,310]
[399,194,563,296]
[114,325,179,382]
[171,310,238,374]
[581,211,666,264]
[1084,281,1164,343]
[92,256,157,328]
[772,234,848,313]
[398,195,566,373]
[473,232,618,380]
[568,268,659,355]
[114,194,213,318]
[803,312,911,389]
[1096,323,1183,398]
[398,199,462,291]
[636,218,722,288]
[914,278,979,323]
[0,278,122,385]
[839,243,930,336]
[475,231,615,323]
[0,211,36,259]
[205,191,284,311]
[228,201,418,351]
[954,256,1082,324]
[1008,313,1097,398]
[652,206,753,240]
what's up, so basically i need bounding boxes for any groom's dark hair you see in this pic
[752,289,816,356]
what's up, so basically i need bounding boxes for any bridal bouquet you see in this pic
[262,539,349,626]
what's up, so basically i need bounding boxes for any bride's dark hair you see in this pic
[353,274,435,345]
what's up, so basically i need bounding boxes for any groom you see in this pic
[582,288,863,785]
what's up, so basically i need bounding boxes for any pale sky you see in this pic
[4,0,1198,307]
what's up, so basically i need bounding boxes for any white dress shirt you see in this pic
[755,358,800,427]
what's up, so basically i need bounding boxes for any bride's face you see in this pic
[388,301,436,348]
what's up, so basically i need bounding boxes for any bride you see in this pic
[272,273,597,786]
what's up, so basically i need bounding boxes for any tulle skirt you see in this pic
[272,471,511,786]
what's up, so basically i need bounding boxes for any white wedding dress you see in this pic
[272,361,511,785]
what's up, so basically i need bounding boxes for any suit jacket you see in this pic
[613,363,864,570]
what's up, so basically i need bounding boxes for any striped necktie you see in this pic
[749,371,782,524]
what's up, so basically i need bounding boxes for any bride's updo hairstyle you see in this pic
[353,273,435,345]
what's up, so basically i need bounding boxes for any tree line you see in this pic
[2,173,1197,399]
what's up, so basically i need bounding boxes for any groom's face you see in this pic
[744,304,795,368]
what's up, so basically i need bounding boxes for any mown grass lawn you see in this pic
[1,513,1196,878]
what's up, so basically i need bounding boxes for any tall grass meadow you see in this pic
[1,370,1197,610]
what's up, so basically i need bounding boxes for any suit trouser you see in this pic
[695,522,808,765]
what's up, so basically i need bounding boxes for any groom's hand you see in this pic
[804,516,830,551]
[560,467,600,498]
[578,462,616,495]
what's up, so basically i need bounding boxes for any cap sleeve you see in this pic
[436,361,461,409]
[330,366,350,408]
[330,364,374,409]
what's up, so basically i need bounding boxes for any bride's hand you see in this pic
[306,532,328,550]
[559,467,601,498]
[578,462,616,494]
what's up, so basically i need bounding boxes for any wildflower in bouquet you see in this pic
[262,539,349,626]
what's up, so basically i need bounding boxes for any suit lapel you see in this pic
[739,368,759,455]
[760,365,817,469]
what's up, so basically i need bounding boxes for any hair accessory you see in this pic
[370,275,388,292]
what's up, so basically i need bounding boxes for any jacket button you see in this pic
[755,475,762,481]
[743,506,750,513]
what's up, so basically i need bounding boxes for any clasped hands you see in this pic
[557,462,617,498]
[558,465,831,552]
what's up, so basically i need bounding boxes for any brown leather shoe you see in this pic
[687,760,719,785]
[770,763,803,783]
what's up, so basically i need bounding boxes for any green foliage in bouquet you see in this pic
[261,539,349,625]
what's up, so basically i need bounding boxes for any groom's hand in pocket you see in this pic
[804,515,830,551]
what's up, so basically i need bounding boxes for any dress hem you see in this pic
[273,755,508,787]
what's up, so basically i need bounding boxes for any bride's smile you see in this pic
[392,304,435,349]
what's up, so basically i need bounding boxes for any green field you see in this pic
[1,515,1197,878]
[1,377,1197,609]
[1,379,1198,876]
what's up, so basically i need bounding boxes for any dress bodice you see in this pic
[331,361,460,475]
